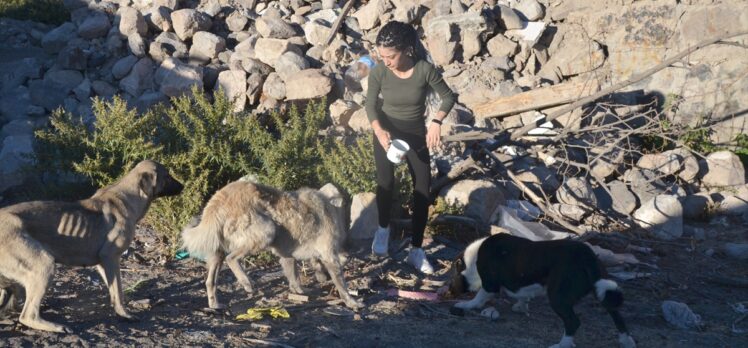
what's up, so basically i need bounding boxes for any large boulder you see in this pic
[155,57,203,97]
[701,151,745,188]
[284,69,332,100]
[216,70,247,112]
[633,194,683,240]
[119,7,148,36]
[171,9,212,41]
[439,179,507,225]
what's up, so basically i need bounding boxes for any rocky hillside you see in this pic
[0,0,746,238]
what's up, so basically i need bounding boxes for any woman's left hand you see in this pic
[426,121,442,149]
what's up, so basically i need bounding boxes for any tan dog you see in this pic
[0,160,183,333]
[181,180,363,310]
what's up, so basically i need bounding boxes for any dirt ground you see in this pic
[1,219,747,348]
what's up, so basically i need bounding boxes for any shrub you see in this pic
[33,89,333,253]
[0,0,69,26]
[318,134,413,217]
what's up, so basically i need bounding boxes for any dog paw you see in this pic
[289,285,307,295]
[209,303,227,310]
[118,312,140,322]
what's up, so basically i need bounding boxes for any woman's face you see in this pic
[377,46,411,72]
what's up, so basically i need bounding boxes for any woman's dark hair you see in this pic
[376,21,424,60]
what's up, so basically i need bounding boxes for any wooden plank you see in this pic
[471,79,600,119]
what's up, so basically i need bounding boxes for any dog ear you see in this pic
[138,171,156,198]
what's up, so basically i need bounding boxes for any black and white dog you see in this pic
[448,233,636,348]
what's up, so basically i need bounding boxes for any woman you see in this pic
[366,21,456,275]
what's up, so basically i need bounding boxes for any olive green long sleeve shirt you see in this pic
[365,60,456,123]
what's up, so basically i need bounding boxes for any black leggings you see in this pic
[373,117,431,248]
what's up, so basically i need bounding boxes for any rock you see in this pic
[189,31,226,63]
[91,80,117,98]
[514,0,544,21]
[670,149,700,182]
[153,32,189,59]
[353,0,391,30]
[216,70,247,112]
[284,69,332,100]
[505,21,547,46]
[439,179,506,225]
[392,0,422,24]
[171,9,212,41]
[497,5,523,30]
[128,33,147,57]
[256,16,297,39]
[623,168,682,205]
[0,135,34,192]
[347,108,369,133]
[679,193,712,220]
[714,185,748,216]
[246,73,264,105]
[701,151,746,188]
[113,55,139,80]
[262,72,286,100]
[0,86,32,121]
[119,7,148,36]
[155,58,203,97]
[601,180,636,215]
[119,57,155,97]
[637,152,682,176]
[633,195,683,240]
[148,6,173,33]
[57,46,87,70]
[0,56,44,93]
[226,10,249,32]
[426,12,489,62]
[78,13,111,39]
[41,22,77,54]
[275,51,309,82]
[254,38,293,66]
[538,25,605,79]
[557,177,597,208]
[329,99,359,127]
[486,34,519,58]
[722,243,748,260]
[241,58,273,77]
[349,192,378,240]
[549,203,587,222]
[424,29,457,67]
[135,91,168,112]
[73,78,91,101]
[304,20,332,47]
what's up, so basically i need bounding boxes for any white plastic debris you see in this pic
[506,200,542,220]
[662,300,703,329]
[480,306,500,321]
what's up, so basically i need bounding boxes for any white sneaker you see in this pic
[371,226,390,256]
[407,248,434,275]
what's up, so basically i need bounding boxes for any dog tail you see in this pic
[181,212,223,261]
[595,279,624,309]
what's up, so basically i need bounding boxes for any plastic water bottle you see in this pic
[344,55,376,92]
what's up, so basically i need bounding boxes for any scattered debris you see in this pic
[662,300,703,330]
[287,293,309,303]
[236,307,290,321]
[386,288,439,302]
[480,306,500,321]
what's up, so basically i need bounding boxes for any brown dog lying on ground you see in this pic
[181,180,363,310]
[0,160,183,333]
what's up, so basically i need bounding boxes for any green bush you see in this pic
[0,0,69,26]
[318,134,413,216]
[33,89,333,252]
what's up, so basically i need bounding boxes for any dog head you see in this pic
[446,237,488,297]
[134,160,184,198]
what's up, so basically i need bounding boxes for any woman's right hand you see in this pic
[374,127,391,151]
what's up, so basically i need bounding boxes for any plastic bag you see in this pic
[662,300,702,329]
